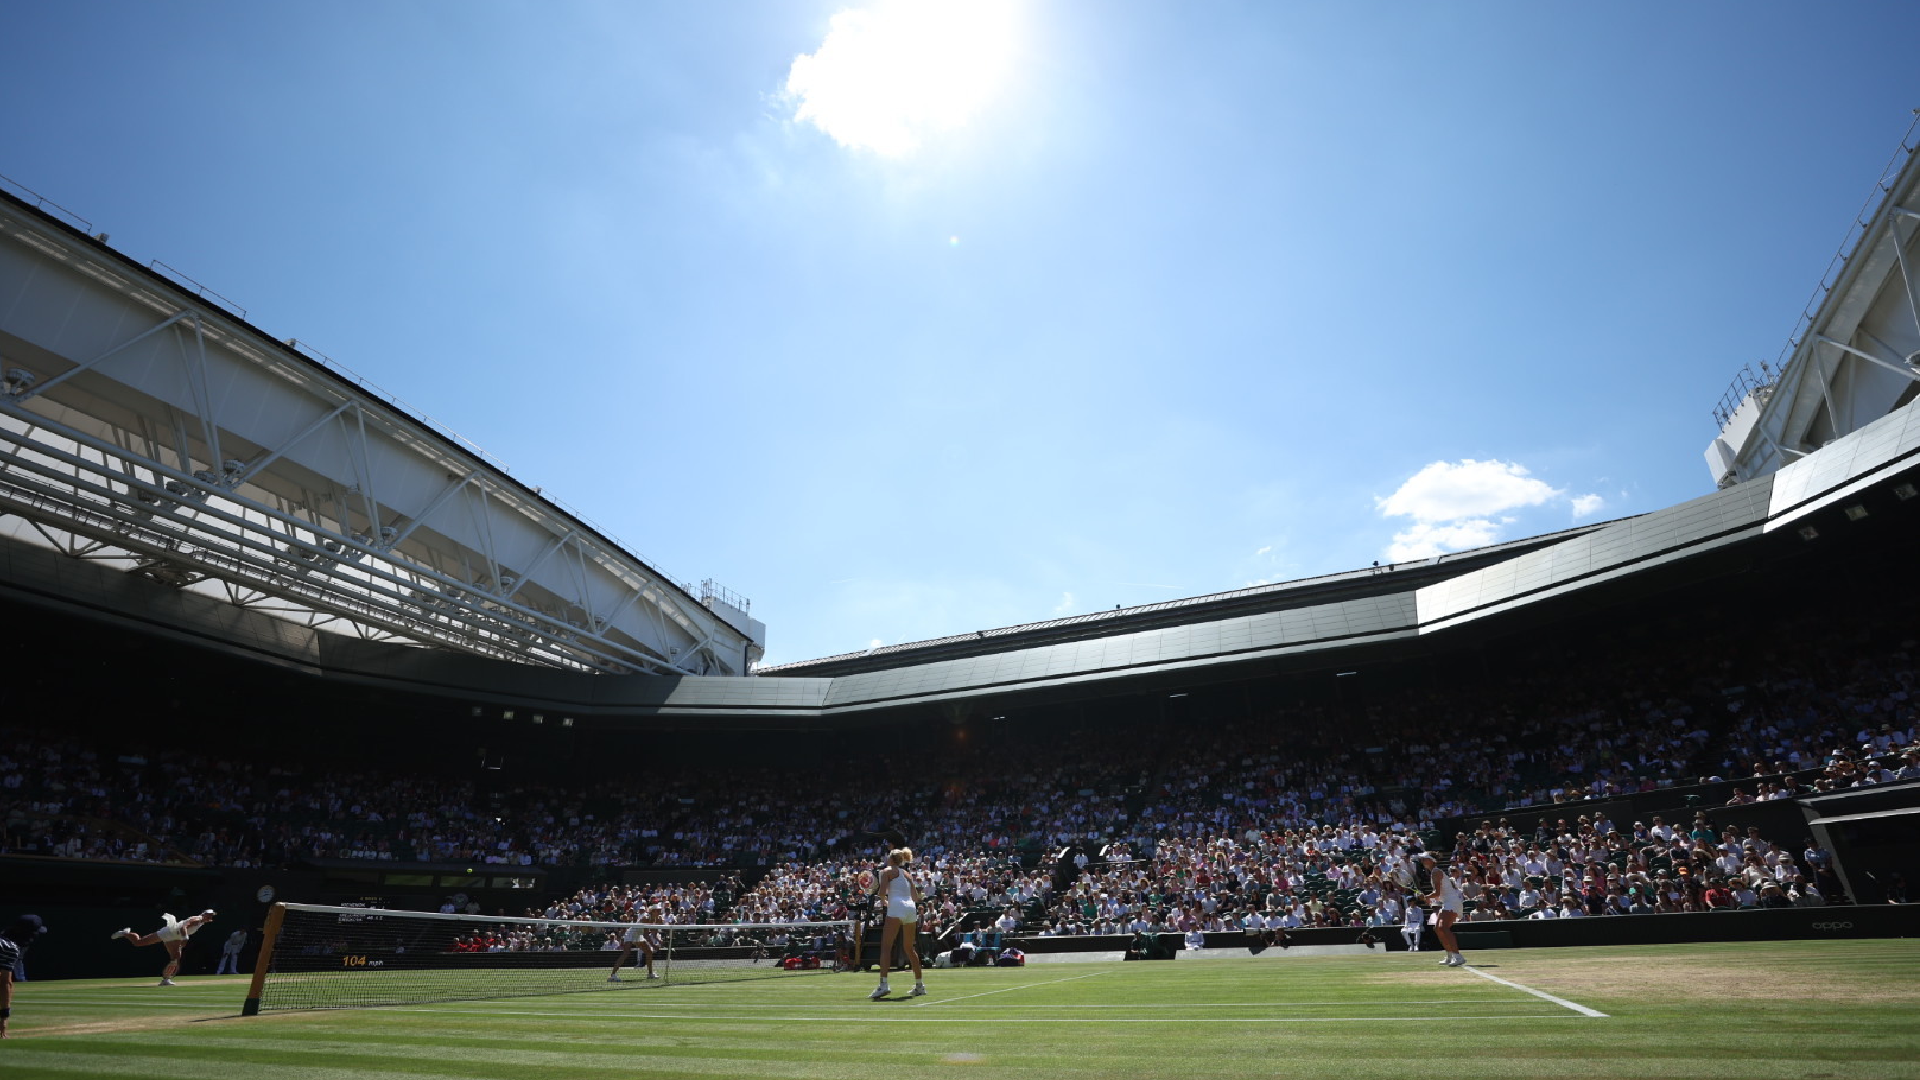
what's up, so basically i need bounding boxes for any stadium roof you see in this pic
[7,387,1916,727]
[0,183,758,677]
[754,523,1613,678]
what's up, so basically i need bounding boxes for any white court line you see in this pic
[1460,965,1608,1018]
[18,991,1574,1014]
[20,1000,219,1009]
[21,995,1548,1012]
[383,1008,1586,1024]
[525,997,1534,1010]
[909,970,1113,1006]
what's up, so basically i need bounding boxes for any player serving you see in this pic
[608,904,664,982]
[868,847,926,999]
[111,910,216,985]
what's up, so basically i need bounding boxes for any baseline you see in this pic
[1460,964,1608,1018]
[379,1006,1589,1024]
[909,970,1114,1006]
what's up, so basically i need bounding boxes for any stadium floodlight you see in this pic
[1798,525,1820,541]
[1844,504,1870,522]
[1894,483,1917,501]
[561,717,574,727]
[502,709,515,720]
[2,368,34,394]
[532,713,544,725]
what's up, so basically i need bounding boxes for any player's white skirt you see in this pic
[887,900,918,923]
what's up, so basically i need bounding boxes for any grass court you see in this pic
[3,939,1916,1079]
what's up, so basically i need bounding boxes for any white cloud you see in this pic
[1385,519,1503,562]
[1376,459,1563,523]
[1052,591,1075,616]
[1254,545,1272,556]
[785,0,1021,156]
[1376,459,1591,562]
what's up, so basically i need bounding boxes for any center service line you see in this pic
[1460,964,1608,1018]
[910,969,1114,1006]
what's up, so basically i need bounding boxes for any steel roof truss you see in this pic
[381,470,475,551]
[1813,333,1920,382]
[1892,208,1920,334]
[501,528,572,604]
[0,408,688,675]
[178,315,224,474]
[10,310,192,405]
[225,399,356,490]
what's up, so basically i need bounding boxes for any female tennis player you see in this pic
[110,910,216,985]
[869,847,926,999]
[1418,853,1466,967]
[608,904,664,982]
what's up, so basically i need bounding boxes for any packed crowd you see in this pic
[3,591,1915,944]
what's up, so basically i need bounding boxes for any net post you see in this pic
[241,902,287,1017]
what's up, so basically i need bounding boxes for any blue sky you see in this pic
[5,2,1917,664]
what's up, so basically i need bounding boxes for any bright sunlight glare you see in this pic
[786,0,1023,157]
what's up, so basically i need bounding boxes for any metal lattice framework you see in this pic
[1708,119,1920,485]
[0,190,757,677]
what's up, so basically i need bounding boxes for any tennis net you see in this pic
[244,902,853,1013]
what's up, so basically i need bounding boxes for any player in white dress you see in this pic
[608,904,664,982]
[111,910,216,985]
[870,847,926,999]
[1419,854,1466,967]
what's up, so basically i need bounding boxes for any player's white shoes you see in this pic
[907,984,927,998]
[647,972,661,980]
[608,974,623,982]
[1439,954,1465,967]
[870,984,890,1000]
[201,909,216,917]
[159,977,177,986]
[110,928,131,940]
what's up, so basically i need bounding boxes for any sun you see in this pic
[786,0,1023,157]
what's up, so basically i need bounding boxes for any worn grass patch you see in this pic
[1346,939,1920,1006]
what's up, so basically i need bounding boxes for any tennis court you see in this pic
[4,940,1915,1079]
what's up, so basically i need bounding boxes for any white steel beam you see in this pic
[1812,333,1920,381]
[0,193,755,680]
[10,310,192,404]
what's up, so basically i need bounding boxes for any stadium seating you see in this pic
[3,588,1915,942]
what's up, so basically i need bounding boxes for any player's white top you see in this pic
[887,870,915,902]
[155,913,201,943]
[1434,871,1464,914]
[885,868,918,921]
